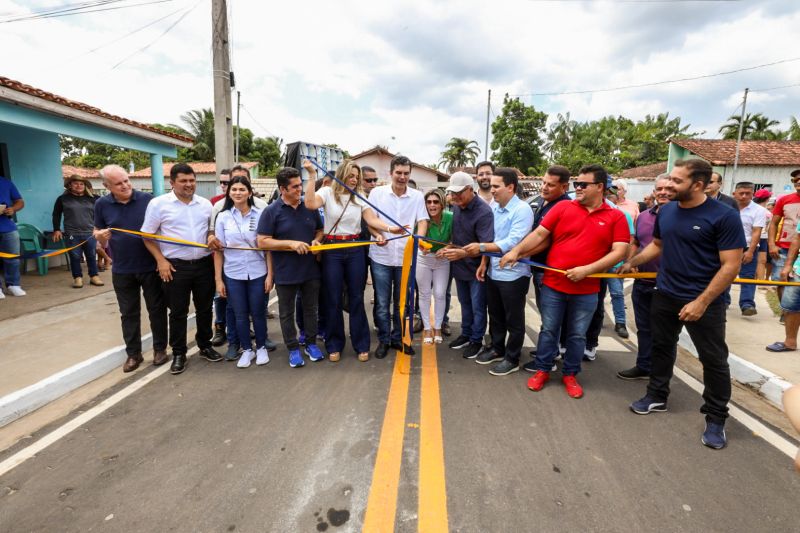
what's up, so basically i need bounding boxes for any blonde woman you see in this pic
[303,159,403,362]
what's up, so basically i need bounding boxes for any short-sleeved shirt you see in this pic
[421,211,452,253]
[654,198,746,302]
[317,187,367,236]
[489,195,533,282]
[772,193,800,249]
[0,177,22,233]
[215,205,267,281]
[368,185,429,267]
[94,190,156,274]
[451,195,495,280]
[634,205,661,277]
[739,201,768,247]
[140,192,212,261]
[530,194,570,265]
[541,200,630,294]
[256,197,322,285]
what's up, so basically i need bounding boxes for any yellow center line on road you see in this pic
[418,341,449,532]
[363,351,412,532]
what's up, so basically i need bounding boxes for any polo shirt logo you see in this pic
[598,221,606,225]
[693,225,701,230]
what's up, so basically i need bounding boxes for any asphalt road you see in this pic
[1,303,799,533]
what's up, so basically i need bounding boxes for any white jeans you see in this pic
[415,252,450,330]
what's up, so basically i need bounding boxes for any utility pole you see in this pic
[235,90,240,163]
[211,0,234,174]
[731,87,749,187]
[484,89,491,159]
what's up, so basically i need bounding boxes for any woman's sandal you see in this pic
[329,352,341,362]
[423,330,434,345]
[434,330,443,344]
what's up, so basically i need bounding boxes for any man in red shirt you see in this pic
[210,168,231,205]
[501,165,629,398]
[768,169,800,306]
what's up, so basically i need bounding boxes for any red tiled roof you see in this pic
[0,76,193,144]
[621,161,668,179]
[130,161,258,178]
[351,145,450,180]
[669,138,800,166]
[61,165,101,179]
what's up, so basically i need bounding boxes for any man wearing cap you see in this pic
[501,164,630,399]
[768,169,800,309]
[440,171,495,359]
[733,181,768,316]
[52,174,104,289]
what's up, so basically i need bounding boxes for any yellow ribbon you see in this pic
[0,240,87,259]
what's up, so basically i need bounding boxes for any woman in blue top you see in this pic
[214,176,273,368]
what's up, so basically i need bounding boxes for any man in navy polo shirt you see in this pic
[257,167,324,368]
[620,158,745,450]
[94,165,168,372]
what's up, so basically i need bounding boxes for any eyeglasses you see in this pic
[426,199,441,205]
[364,178,378,183]
[573,181,600,190]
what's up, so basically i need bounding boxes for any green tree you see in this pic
[490,95,548,174]
[248,136,283,174]
[719,112,783,141]
[438,137,480,172]
[60,136,151,170]
[788,116,800,141]
[176,108,215,160]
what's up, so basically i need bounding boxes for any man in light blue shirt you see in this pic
[469,168,534,376]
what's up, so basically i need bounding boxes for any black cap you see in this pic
[791,169,800,178]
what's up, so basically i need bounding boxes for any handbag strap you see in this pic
[324,194,353,240]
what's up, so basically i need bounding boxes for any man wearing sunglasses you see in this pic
[361,166,379,196]
[500,164,630,399]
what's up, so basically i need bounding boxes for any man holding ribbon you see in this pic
[94,165,168,373]
[141,163,224,375]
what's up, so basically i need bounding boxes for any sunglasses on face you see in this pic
[220,181,230,186]
[426,199,441,205]
[573,181,599,190]
[364,178,378,183]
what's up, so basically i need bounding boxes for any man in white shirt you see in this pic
[734,181,768,316]
[369,155,429,358]
[141,163,223,374]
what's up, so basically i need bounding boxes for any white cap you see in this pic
[446,171,474,193]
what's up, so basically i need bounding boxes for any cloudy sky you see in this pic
[2,0,798,165]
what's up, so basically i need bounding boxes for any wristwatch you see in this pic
[479,243,486,253]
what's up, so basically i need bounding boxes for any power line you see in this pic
[110,0,200,70]
[751,82,800,93]
[0,0,122,22]
[1,0,175,23]
[509,56,800,97]
[241,105,279,139]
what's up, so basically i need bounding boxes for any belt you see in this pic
[324,234,360,241]
[169,256,212,265]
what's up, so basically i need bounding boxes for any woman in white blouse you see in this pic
[303,159,402,362]
[214,176,273,368]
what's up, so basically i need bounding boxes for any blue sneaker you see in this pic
[225,344,241,361]
[701,421,727,449]
[298,331,307,345]
[289,349,305,368]
[630,395,667,415]
[305,344,324,362]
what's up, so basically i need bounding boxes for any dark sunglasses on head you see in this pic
[364,178,378,183]
[573,181,599,190]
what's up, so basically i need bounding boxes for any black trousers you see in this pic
[112,270,167,357]
[647,291,731,423]
[163,256,215,356]
[585,279,608,349]
[487,276,530,364]
[276,279,320,350]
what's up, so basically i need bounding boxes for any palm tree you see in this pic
[438,138,480,172]
[719,112,784,141]
[789,116,800,141]
[174,108,215,160]
[719,113,753,140]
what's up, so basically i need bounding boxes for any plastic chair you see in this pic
[17,223,48,275]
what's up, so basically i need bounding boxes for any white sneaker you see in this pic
[237,349,255,368]
[0,289,5,299]
[583,347,597,361]
[558,343,566,355]
[7,286,25,296]
[255,346,270,366]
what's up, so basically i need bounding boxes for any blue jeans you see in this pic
[372,262,404,344]
[224,274,267,351]
[455,278,487,344]
[66,233,98,278]
[607,276,626,325]
[535,285,597,375]
[322,247,370,354]
[214,293,227,325]
[738,255,757,310]
[0,230,20,287]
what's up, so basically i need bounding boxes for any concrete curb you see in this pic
[678,330,793,411]
[0,315,196,428]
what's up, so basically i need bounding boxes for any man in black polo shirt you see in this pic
[257,167,325,368]
[93,165,168,373]
[439,171,494,359]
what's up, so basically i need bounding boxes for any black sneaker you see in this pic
[476,348,503,365]
[523,360,538,372]
[463,342,482,359]
[614,323,629,339]
[211,324,226,346]
[448,335,470,349]
[489,359,519,376]
[198,347,223,362]
[390,341,415,356]
[617,366,650,381]
[375,343,389,359]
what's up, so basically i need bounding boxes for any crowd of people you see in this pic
[3,156,800,453]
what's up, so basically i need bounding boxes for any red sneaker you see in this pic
[527,370,550,391]
[562,375,583,399]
